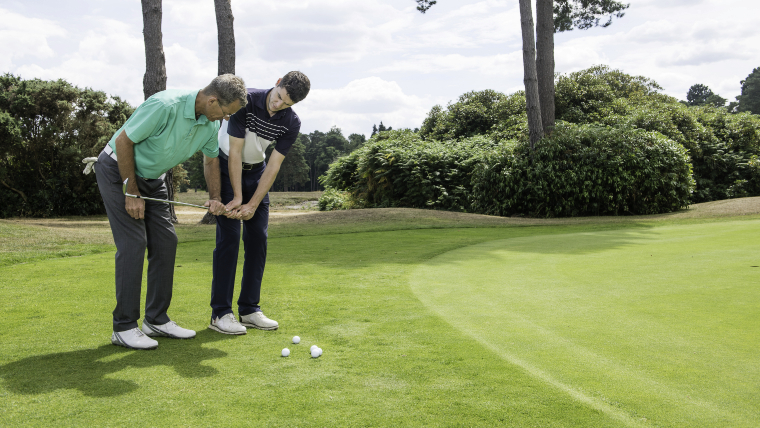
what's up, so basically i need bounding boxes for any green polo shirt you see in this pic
[108,89,220,179]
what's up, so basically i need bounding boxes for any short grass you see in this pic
[411,220,760,427]
[1,199,759,426]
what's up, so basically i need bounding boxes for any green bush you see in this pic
[596,101,760,202]
[321,130,498,211]
[318,188,354,211]
[471,123,694,217]
[554,66,760,203]
[555,65,666,124]
[0,74,133,218]
[688,108,760,201]
[419,90,528,142]
[321,66,759,218]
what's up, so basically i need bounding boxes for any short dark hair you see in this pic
[205,74,247,107]
[278,71,310,104]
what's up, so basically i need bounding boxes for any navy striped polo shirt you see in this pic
[226,88,301,161]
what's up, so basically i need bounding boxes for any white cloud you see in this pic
[551,4,760,101]
[0,9,66,71]
[409,0,520,49]
[3,0,759,134]
[296,77,440,136]
[232,0,413,65]
[164,43,217,90]
[14,18,145,105]
[636,0,708,8]
[372,52,523,77]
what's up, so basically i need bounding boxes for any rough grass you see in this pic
[3,196,759,267]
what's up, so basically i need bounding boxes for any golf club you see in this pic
[122,178,209,209]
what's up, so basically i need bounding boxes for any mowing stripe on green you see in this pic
[409,220,760,428]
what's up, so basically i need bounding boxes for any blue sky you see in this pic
[1,0,758,137]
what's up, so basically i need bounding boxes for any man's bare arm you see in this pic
[203,155,227,215]
[225,135,245,211]
[114,130,144,220]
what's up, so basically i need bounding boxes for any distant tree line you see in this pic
[684,68,760,114]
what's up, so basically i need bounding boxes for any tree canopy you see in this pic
[686,84,713,106]
[553,0,629,33]
[737,67,760,115]
[415,0,436,13]
[0,74,133,217]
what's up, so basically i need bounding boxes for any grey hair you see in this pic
[204,74,248,107]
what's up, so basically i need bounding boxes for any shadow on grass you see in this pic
[0,330,235,397]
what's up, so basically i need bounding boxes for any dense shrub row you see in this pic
[471,123,694,217]
[320,66,760,216]
[557,67,760,202]
[321,130,498,211]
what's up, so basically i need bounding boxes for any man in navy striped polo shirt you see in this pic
[208,71,311,334]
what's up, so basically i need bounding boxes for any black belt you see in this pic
[219,151,264,170]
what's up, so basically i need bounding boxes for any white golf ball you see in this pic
[310,345,318,352]
[292,336,300,344]
[311,347,321,358]
[282,348,290,357]
[317,347,323,357]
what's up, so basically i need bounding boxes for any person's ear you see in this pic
[275,78,282,86]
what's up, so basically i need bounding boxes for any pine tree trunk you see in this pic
[141,0,166,100]
[519,0,544,150]
[536,0,555,135]
[214,0,236,75]
[200,0,237,226]
[141,0,177,222]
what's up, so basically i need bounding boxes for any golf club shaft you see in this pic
[122,178,208,209]
[124,193,208,209]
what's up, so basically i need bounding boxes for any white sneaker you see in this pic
[112,327,159,350]
[240,311,279,330]
[208,313,247,335]
[142,320,196,339]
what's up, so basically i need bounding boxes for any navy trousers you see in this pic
[210,156,269,319]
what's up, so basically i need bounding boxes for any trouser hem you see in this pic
[113,322,139,333]
[212,309,234,320]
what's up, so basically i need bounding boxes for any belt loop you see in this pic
[104,144,118,161]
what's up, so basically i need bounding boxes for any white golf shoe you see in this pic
[142,320,196,339]
[208,313,247,335]
[240,311,279,330]
[111,327,159,350]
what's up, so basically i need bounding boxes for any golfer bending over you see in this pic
[95,74,247,350]
[208,71,310,334]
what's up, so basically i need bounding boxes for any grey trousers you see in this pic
[95,151,177,332]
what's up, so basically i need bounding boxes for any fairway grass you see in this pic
[1,202,759,426]
[410,220,760,427]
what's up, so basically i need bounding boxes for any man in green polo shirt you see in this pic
[94,74,247,350]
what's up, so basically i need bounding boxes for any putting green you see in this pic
[409,220,760,428]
